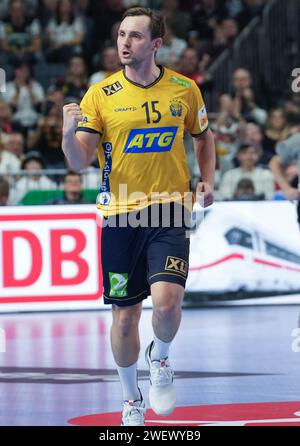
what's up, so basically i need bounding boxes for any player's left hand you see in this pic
[196,181,214,208]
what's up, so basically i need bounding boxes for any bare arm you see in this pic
[192,127,215,207]
[62,103,100,171]
[269,155,300,200]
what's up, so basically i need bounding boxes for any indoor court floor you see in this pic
[0,304,300,426]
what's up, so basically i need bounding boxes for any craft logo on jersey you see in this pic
[114,106,137,112]
[109,272,128,297]
[124,126,178,153]
[102,81,123,96]
[165,256,188,277]
[169,100,183,117]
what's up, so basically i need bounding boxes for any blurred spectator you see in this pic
[97,20,121,50]
[3,61,45,132]
[156,23,187,69]
[89,46,121,85]
[220,17,238,44]
[233,177,264,200]
[219,143,274,200]
[199,17,238,65]
[47,171,88,204]
[0,134,21,174]
[220,68,267,125]
[242,122,263,148]
[91,0,125,55]
[262,108,290,165]
[272,163,299,200]
[0,101,22,134]
[10,150,56,204]
[45,0,85,63]
[213,94,242,174]
[214,93,244,129]
[1,131,25,157]
[29,89,65,168]
[0,0,41,63]
[235,0,265,30]
[177,47,209,88]
[0,0,38,20]
[282,93,300,128]
[190,0,228,41]
[57,55,88,102]
[0,177,10,205]
[37,0,58,27]
[269,132,300,204]
[161,0,191,40]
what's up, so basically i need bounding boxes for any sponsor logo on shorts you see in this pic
[165,256,188,277]
[109,272,128,297]
[102,81,123,96]
[124,127,178,153]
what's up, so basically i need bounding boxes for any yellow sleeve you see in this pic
[77,86,104,134]
[185,81,209,136]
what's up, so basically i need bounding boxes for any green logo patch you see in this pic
[169,76,191,88]
[109,272,128,297]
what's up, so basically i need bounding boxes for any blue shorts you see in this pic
[101,204,191,307]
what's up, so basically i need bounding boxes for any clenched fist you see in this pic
[63,103,83,136]
[196,181,214,208]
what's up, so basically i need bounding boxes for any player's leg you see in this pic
[111,301,143,401]
[101,216,149,425]
[144,282,184,416]
[145,211,190,416]
[150,281,184,357]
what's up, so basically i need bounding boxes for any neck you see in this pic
[124,61,161,86]
[241,165,254,172]
[66,191,80,201]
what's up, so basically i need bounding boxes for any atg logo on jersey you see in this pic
[124,127,178,153]
[102,81,123,96]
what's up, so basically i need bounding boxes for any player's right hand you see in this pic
[62,103,83,136]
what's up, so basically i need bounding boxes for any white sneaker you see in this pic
[121,394,146,426]
[145,341,176,416]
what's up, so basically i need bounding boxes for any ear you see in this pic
[153,37,163,52]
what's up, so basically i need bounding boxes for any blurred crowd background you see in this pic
[0,0,299,206]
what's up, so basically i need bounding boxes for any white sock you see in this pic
[150,334,171,361]
[116,362,141,402]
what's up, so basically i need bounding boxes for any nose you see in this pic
[124,41,130,49]
[123,36,131,48]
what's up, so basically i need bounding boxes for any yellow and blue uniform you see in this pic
[77,66,209,306]
[77,66,208,217]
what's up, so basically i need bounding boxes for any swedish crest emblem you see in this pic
[169,100,183,117]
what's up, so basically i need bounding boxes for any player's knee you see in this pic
[153,293,182,318]
[112,306,141,336]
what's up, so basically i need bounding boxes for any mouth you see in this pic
[122,50,131,58]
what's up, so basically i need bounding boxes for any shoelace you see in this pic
[123,403,146,425]
[150,362,173,387]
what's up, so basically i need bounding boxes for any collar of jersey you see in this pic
[122,65,164,89]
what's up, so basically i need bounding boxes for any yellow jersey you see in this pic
[77,66,209,217]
